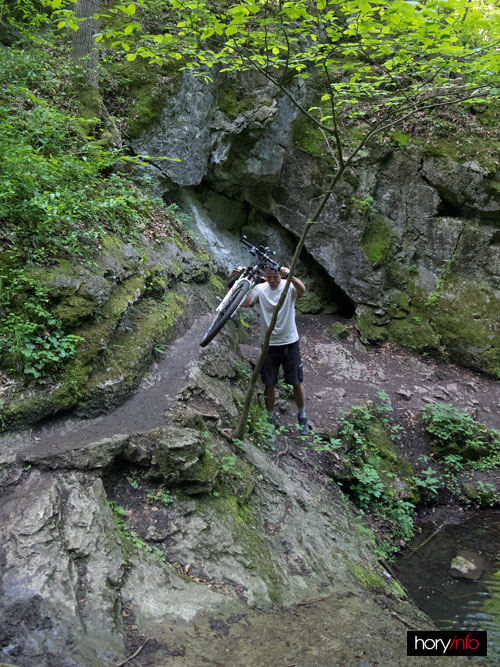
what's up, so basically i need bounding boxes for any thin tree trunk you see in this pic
[234,171,339,440]
[72,0,100,89]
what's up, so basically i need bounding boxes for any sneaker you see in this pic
[298,417,310,436]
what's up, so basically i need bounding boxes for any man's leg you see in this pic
[293,383,305,411]
[261,346,281,424]
[264,385,276,413]
[283,342,309,435]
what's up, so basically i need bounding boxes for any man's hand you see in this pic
[280,266,306,297]
[280,266,290,278]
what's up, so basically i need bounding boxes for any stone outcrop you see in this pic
[1,232,213,432]
[130,69,500,378]
[0,327,440,666]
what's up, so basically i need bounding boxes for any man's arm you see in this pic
[280,267,306,298]
[242,292,253,308]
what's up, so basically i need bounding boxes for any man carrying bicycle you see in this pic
[243,266,310,436]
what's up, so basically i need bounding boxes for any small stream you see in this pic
[394,511,500,664]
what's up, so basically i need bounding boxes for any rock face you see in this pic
[0,471,126,666]
[131,70,500,379]
[0,327,437,666]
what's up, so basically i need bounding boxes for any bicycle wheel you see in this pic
[200,281,252,347]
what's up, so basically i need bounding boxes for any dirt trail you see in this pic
[0,315,213,459]
[2,313,499,464]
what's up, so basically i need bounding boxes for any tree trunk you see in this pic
[72,0,99,89]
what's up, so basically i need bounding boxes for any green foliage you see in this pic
[336,394,416,557]
[246,404,277,448]
[220,455,243,478]
[0,266,83,377]
[109,501,165,561]
[0,47,174,264]
[146,487,174,507]
[276,377,293,400]
[421,403,500,462]
[414,460,441,501]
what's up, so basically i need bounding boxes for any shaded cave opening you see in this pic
[169,184,356,319]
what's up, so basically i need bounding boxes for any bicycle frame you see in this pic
[215,268,258,316]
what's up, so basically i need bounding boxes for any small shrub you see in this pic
[421,403,500,462]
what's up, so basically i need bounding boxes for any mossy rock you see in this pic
[200,494,281,606]
[124,59,182,139]
[80,291,185,414]
[295,291,324,314]
[361,214,395,264]
[347,561,404,597]
[430,277,500,377]
[292,114,325,158]
[388,312,440,352]
[328,322,350,340]
[356,309,389,345]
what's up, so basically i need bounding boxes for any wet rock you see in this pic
[449,550,486,580]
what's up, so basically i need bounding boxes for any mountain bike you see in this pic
[199,236,280,347]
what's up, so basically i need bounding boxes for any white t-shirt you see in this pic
[253,281,298,345]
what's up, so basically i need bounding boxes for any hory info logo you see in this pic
[407,631,487,657]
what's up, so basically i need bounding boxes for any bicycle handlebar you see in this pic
[240,236,280,271]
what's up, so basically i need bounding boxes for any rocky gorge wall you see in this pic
[129,68,500,379]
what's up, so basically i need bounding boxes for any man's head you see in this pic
[264,268,281,290]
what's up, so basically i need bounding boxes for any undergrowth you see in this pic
[335,393,416,559]
[0,42,189,383]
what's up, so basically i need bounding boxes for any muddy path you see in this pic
[2,313,499,466]
[245,314,500,464]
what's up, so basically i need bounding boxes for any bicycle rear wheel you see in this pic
[200,281,252,347]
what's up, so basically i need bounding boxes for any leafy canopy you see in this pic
[48,0,500,129]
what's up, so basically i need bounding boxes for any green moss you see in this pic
[347,561,406,598]
[390,131,410,146]
[295,291,324,314]
[209,274,225,295]
[387,291,410,319]
[361,215,395,263]
[201,494,281,604]
[224,496,281,604]
[291,114,326,158]
[347,562,390,593]
[125,60,181,139]
[84,292,185,395]
[52,295,96,326]
[356,310,389,344]
[218,90,256,119]
[328,322,350,340]
[385,261,410,290]
[430,278,500,376]
[388,311,440,352]
[74,82,104,121]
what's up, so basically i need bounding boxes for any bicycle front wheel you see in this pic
[200,281,252,347]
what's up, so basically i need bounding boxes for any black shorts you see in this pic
[261,340,303,387]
